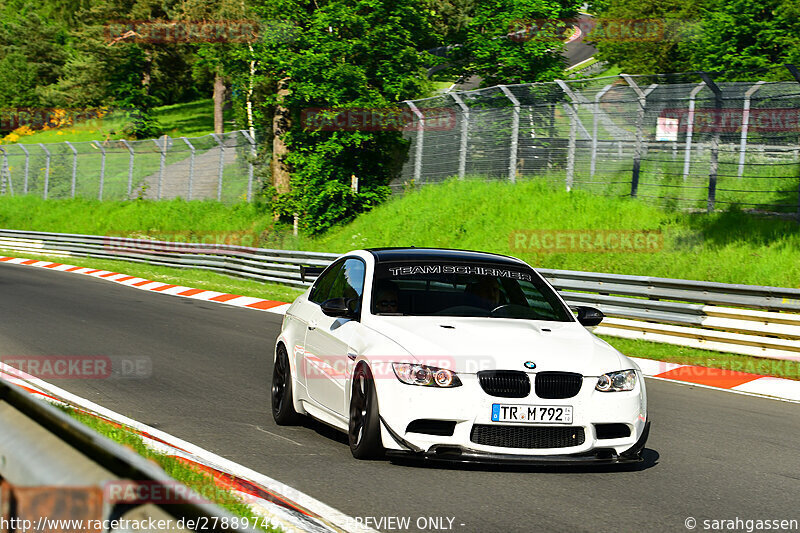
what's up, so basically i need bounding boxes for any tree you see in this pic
[249,0,434,232]
[454,0,582,87]
[589,0,800,78]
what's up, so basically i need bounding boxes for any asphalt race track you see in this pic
[2,263,798,532]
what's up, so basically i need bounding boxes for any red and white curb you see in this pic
[0,256,291,315]
[0,361,376,533]
[632,358,800,403]
[3,253,799,403]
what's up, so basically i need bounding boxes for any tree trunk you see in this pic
[213,73,226,135]
[272,77,291,194]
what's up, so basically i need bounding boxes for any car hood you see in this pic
[363,316,631,376]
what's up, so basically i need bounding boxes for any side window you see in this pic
[309,262,343,304]
[327,259,366,306]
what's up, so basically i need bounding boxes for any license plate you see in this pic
[491,404,573,424]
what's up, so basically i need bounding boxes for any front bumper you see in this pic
[375,371,648,460]
[385,421,651,465]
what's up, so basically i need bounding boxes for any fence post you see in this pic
[621,75,657,198]
[0,147,7,196]
[18,144,29,194]
[240,130,256,202]
[93,141,106,200]
[154,136,168,200]
[556,80,579,191]
[498,85,520,183]
[404,101,425,183]
[591,85,614,177]
[38,143,50,200]
[212,133,225,201]
[683,82,706,180]
[64,141,78,198]
[450,92,469,179]
[121,140,134,198]
[787,65,800,218]
[699,72,722,213]
[180,137,196,201]
[738,81,765,178]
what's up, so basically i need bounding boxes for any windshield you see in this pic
[371,261,573,321]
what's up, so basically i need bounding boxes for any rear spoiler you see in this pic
[300,265,325,282]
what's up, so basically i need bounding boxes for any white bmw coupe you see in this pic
[273,248,649,464]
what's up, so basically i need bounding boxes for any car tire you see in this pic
[272,344,301,425]
[348,363,384,459]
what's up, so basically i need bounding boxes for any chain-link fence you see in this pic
[397,70,800,214]
[0,130,257,203]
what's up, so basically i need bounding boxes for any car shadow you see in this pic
[387,448,660,473]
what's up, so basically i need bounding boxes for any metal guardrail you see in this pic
[0,377,259,532]
[0,228,798,360]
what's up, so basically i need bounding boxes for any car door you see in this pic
[293,260,344,392]
[303,257,366,416]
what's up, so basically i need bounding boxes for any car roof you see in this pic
[365,247,528,267]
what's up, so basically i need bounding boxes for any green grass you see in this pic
[6,99,229,145]
[0,247,305,303]
[300,179,800,287]
[63,407,281,531]
[2,180,799,288]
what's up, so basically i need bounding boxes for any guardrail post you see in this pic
[38,143,50,200]
[154,136,168,200]
[212,133,224,201]
[622,75,657,198]
[93,141,106,200]
[591,85,614,177]
[738,81,765,178]
[450,92,469,179]
[699,72,722,212]
[64,141,78,198]
[240,130,256,202]
[404,101,425,183]
[121,139,134,198]
[683,82,706,180]
[18,144,29,194]
[498,85,520,183]
[180,137,196,201]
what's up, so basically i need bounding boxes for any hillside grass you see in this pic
[301,179,800,287]
[1,180,799,286]
[5,99,229,145]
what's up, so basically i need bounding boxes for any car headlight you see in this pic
[596,370,637,392]
[392,363,462,388]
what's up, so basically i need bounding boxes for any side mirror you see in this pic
[575,306,604,327]
[321,297,357,319]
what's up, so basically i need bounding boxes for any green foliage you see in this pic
[454,0,581,86]
[591,0,800,78]
[251,0,434,233]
